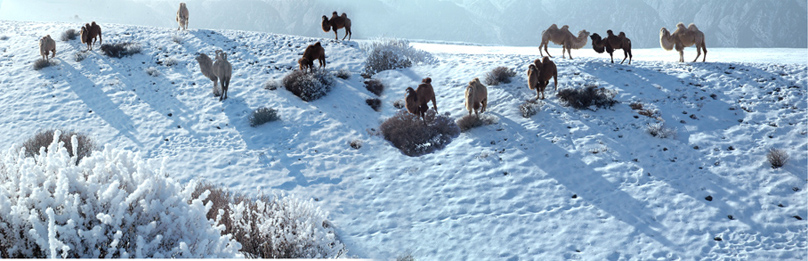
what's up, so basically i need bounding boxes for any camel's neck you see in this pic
[569,33,588,49]
[659,30,675,51]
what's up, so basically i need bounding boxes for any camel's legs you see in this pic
[701,45,707,62]
[543,43,553,58]
[693,46,702,63]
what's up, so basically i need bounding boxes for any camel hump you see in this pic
[422,77,432,84]
[91,21,97,26]
[548,24,558,30]
[541,56,551,64]
[314,41,321,47]
[341,12,348,18]
[607,29,613,35]
[676,22,686,28]
[687,23,699,31]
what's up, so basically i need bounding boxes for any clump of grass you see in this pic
[249,106,280,127]
[380,110,460,157]
[32,58,56,70]
[557,85,618,110]
[335,69,351,79]
[366,98,382,111]
[647,123,676,138]
[100,42,142,58]
[264,80,281,90]
[362,38,435,75]
[484,66,516,85]
[519,100,540,118]
[171,34,183,44]
[146,67,159,77]
[60,29,78,41]
[767,148,789,169]
[456,114,498,132]
[73,52,87,62]
[350,140,362,149]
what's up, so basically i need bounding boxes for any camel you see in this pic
[176,3,189,30]
[39,35,56,61]
[538,24,589,59]
[660,22,707,62]
[196,53,219,96]
[591,30,632,64]
[299,42,325,72]
[465,78,488,116]
[321,11,352,41]
[80,22,102,51]
[527,57,557,100]
[213,50,232,101]
[405,77,438,124]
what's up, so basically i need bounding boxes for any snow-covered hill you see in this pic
[2,0,805,48]
[0,20,806,259]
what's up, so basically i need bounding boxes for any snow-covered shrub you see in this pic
[380,110,460,157]
[283,69,335,102]
[519,100,540,118]
[767,148,789,168]
[32,58,55,70]
[456,114,498,132]
[647,123,676,138]
[365,79,384,96]
[145,67,159,77]
[362,39,435,75]
[60,29,78,41]
[162,58,177,67]
[264,80,281,90]
[171,34,183,44]
[0,132,241,258]
[0,36,8,40]
[557,85,618,110]
[73,52,87,62]
[350,140,362,149]
[191,182,346,258]
[366,98,381,111]
[334,69,351,80]
[21,129,94,165]
[100,42,141,58]
[393,99,406,109]
[249,106,280,127]
[484,66,516,85]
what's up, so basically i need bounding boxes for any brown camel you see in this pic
[527,57,557,100]
[80,22,102,51]
[591,30,633,64]
[538,24,589,59]
[321,11,352,41]
[660,22,707,62]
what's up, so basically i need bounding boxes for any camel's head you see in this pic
[590,33,601,42]
[659,28,674,51]
[578,30,590,38]
[321,16,331,32]
[405,87,417,98]
[180,2,186,8]
[590,33,605,53]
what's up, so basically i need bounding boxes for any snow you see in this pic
[0,20,806,259]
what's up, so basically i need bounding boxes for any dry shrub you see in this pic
[519,100,540,118]
[32,58,55,70]
[101,42,142,58]
[484,66,516,85]
[191,182,346,258]
[350,140,362,149]
[557,85,618,110]
[393,100,406,109]
[145,67,159,77]
[767,148,789,168]
[73,52,87,62]
[264,80,281,90]
[647,123,676,138]
[249,106,280,127]
[60,29,78,41]
[362,38,435,75]
[21,129,95,165]
[456,114,498,132]
[366,98,382,111]
[171,34,183,44]
[335,69,351,79]
[629,102,643,110]
[283,69,335,101]
[380,110,460,157]
[365,79,384,96]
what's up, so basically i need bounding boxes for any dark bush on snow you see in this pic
[60,29,78,41]
[557,85,618,110]
[767,148,789,169]
[366,98,382,111]
[519,100,540,118]
[100,42,142,58]
[32,58,55,70]
[484,66,516,85]
[380,110,460,157]
[249,106,280,127]
[456,114,498,132]
[365,79,385,96]
[22,129,95,165]
[283,69,335,101]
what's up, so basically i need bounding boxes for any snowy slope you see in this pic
[0,20,806,259]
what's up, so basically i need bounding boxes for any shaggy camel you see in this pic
[299,42,325,72]
[405,77,438,124]
[527,57,557,100]
[465,78,488,116]
[213,50,232,101]
[660,22,707,62]
[80,22,102,51]
[321,11,352,41]
[591,30,633,64]
[176,3,189,30]
[196,53,219,96]
[39,35,56,61]
[538,24,589,59]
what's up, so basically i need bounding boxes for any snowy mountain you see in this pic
[0,19,806,259]
[2,0,805,48]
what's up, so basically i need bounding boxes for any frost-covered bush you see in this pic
[171,34,183,44]
[366,98,381,111]
[557,85,618,110]
[767,148,789,169]
[191,183,346,258]
[362,39,435,75]
[145,67,159,77]
[60,29,78,41]
[519,100,540,118]
[380,110,460,157]
[100,42,142,58]
[334,69,351,80]
[456,114,498,132]
[0,132,241,258]
[249,106,280,127]
[32,58,55,70]
[264,80,281,91]
[73,52,87,62]
[21,129,95,165]
[365,79,384,96]
[484,66,516,85]
[647,123,676,138]
[283,69,335,102]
